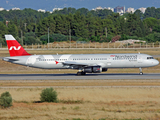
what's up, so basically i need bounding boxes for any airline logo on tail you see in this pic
[9,46,21,50]
[5,35,31,57]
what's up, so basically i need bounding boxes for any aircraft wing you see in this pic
[63,61,99,67]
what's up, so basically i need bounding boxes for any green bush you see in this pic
[126,35,138,40]
[40,87,58,102]
[0,91,12,108]
[106,34,113,42]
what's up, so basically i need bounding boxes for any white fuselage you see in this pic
[3,53,159,70]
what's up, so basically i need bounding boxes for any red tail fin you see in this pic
[5,35,31,57]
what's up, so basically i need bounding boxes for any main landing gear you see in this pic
[77,71,86,76]
[77,68,86,76]
[139,67,143,75]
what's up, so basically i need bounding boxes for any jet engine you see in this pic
[84,66,102,73]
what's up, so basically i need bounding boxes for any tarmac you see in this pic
[0,73,160,80]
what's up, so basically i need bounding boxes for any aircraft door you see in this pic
[107,57,111,66]
[27,56,36,66]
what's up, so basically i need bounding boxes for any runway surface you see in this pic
[0,73,160,80]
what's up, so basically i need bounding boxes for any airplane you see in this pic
[2,35,159,75]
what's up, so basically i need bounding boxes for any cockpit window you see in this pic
[147,57,154,59]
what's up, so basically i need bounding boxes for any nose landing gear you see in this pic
[139,67,143,75]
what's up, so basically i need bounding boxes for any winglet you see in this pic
[5,35,31,57]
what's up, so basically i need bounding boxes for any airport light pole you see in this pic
[6,20,10,27]
[48,27,49,49]
[24,23,27,30]
[69,29,71,48]
[105,27,107,38]
[21,30,23,46]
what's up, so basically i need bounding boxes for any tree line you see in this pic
[0,7,160,45]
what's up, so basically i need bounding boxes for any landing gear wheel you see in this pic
[77,72,81,76]
[139,72,143,75]
[81,72,86,75]
[77,72,86,76]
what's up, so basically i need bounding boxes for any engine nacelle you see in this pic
[83,67,92,73]
[84,66,102,73]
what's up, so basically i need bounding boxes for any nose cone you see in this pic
[154,60,159,66]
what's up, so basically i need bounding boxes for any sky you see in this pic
[1,0,160,11]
